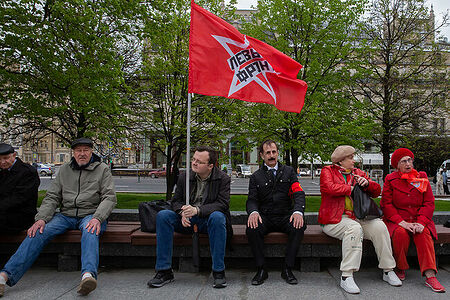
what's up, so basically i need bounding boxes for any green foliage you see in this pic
[0,0,143,144]
[132,0,244,196]
[239,0,375,168]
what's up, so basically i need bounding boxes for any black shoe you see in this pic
[147,269,174,288]
[281,267,298,285]
[251,268,268,285]
[212,270,227,288]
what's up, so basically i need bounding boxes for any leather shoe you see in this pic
[251,268,268,285]
[281,267,298,284]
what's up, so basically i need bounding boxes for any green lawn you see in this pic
[37,191,450,211]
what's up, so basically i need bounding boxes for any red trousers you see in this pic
[392,226,437,275]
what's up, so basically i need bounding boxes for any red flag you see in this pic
[188,1,307,113]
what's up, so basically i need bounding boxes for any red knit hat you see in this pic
[391,148,414,168]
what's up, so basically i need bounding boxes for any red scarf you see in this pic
[400,169,428,193]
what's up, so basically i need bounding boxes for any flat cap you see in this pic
[0,143,15,155]
[331,145,355,163]
[71,138,93,149]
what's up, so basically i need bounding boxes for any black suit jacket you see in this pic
[246,163,305,216]
[0,158,40,232]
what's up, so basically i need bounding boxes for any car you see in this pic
[148,168,166,178]
[236,164,252,178]
[32,163,55,176]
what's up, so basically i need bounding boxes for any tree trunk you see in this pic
[381,133,391,181]
[284,148,291,166]
[291,147,299,172]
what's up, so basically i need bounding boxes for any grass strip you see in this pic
[37,191,450,211]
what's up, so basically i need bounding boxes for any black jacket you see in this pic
[0,158,40,232]
[246,163,305,216]
[171,166,233,241]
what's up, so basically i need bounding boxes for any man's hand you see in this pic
[413,223,425,234]
[290,213,304,229]
[247,212,262,229]
[85,218,101,235]
[27,220,46,237]
[399,220,415,233]
[181,216,191,227]
[354,175,369,187]
[181,205,198,219]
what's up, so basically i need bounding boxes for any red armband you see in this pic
[289,182,303,198]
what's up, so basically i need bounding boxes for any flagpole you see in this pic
[186,93,192,206]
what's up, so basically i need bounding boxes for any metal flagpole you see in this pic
[186,93,192,206]
[186,93,199,269]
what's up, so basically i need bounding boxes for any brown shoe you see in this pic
[77,277,97,296]
[0,283,5,297]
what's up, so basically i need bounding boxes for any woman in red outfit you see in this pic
[319,146,401,294]
[381,148,445,293]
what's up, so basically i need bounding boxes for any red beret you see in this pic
[391,148,414,168]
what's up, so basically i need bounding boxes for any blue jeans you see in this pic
[1,213,107,286]
[155,210,227,272]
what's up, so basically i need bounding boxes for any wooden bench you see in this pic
[130,224,450,272]
[1,222,449,272]
[0,221,141,271]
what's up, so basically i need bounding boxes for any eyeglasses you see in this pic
[191,158,209,165]
[398,158,413,165]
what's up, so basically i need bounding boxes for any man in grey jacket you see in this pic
[0,138,117,297]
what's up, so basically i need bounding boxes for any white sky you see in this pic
[230,0,450,39]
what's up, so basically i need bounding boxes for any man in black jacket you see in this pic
[246,140,306,285]
[148,146,231,289]
[0,143,39,233]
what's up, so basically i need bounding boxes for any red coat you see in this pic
[318,165,381,225]
[380,171,437,239]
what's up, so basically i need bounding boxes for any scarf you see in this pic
[336,165,356,219]
[400,169,428,193]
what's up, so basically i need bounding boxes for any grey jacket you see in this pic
[36,154,117,223]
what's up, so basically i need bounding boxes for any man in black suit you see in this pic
[246,140,306,285]
[0,143,40,233]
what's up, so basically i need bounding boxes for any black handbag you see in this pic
[138,200,172,232]
[351,184,383,220]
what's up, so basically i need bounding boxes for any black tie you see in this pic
[270,169,276,180]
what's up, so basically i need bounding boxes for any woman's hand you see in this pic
[399,220,415,233]
[413,223,425,234]
[354,175,369,187]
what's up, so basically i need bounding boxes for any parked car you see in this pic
[236,164,252,178]
[149,168,166,178]
[32,163,55,176]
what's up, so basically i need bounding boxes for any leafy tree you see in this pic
[0,0,143,145]
[241,0,375,170]
[135,0,242,197]
[352,0,449,177]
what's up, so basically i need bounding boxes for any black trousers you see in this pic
[246,213,306,268]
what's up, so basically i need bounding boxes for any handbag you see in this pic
[138,200,172,232]
[351,184,383,220]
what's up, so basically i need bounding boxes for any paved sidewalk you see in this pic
[2,265,449,299]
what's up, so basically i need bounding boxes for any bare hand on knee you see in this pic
[27,220,46,237]
[85,218,101,235]
[247,212,262,229]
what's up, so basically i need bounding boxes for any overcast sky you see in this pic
[229,0,449,39]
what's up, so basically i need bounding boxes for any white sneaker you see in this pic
[383,271,402,287]
[340,276,360,294]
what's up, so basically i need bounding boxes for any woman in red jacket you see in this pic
[381,148,445,293]
[319,146,401,294]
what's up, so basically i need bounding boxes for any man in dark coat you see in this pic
[246,140,306,285]
[148,146,231,289]
[0,143,39,233]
